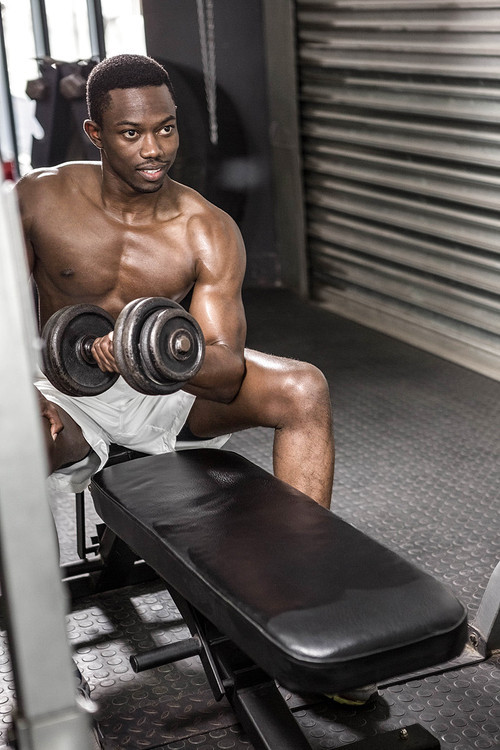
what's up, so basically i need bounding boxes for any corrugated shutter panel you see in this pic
[296,0,500,380]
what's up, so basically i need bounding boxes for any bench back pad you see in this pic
[90,449,467,694]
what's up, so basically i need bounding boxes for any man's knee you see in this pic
[282,361,332,421]
[250,353,331,426]
[237,350,332,431]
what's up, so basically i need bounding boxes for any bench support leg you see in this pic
[89,527,157,594]
[230,680,312,750]
[166,587,313,749]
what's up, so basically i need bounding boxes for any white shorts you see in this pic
[34,374,230,494]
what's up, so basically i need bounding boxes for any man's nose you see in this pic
[140,132,162,158]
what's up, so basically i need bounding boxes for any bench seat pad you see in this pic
[90,449,467,694]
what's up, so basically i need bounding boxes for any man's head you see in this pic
[86,54,175,126]
[84,54,179,194]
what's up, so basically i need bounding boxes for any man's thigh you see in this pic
[187,348,299,438]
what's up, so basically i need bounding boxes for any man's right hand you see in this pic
[91,331,119,372]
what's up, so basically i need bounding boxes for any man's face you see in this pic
[97,85,179,194]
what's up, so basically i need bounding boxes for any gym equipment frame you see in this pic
[0,180,92,750]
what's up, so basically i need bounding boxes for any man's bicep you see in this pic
[189,279,247,353]
[185,207,247,353]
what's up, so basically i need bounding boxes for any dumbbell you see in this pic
[41,297,205,397]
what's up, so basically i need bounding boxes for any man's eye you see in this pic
[161,125,174,135]
[123,129,137,138]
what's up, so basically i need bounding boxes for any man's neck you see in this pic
[100,170,174,224]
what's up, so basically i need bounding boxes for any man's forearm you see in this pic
[184,343,245,403]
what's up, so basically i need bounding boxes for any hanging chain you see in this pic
[196,0,218,145]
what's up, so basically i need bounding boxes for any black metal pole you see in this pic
[87,0,106,60]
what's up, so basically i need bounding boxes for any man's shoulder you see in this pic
[173,183,245,269]
[17,161,100,198]
[175,181,237,231]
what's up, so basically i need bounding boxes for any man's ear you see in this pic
[83,119,102,148]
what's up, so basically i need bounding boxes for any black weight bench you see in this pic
[90,448,468,750]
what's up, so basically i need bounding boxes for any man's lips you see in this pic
[137,164,167,180]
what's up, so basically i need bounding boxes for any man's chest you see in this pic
[34,218,196,302]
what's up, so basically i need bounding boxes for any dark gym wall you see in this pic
[142,0,279,287]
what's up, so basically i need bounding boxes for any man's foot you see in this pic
[325,683,378,706]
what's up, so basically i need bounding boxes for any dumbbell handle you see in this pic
[80,328,193,366]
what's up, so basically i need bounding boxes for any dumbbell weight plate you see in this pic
[140,307,205,384]
[114,297,189,395]
[42,304,119,396]
[25,77,48,101]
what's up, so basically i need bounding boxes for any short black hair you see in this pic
[86,54,176,125]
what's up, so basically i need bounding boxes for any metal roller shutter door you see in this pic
[296,0,500,380]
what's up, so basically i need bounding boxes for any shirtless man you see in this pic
[19,54,334,508]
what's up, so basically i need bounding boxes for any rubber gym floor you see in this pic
[0,287,498,749]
